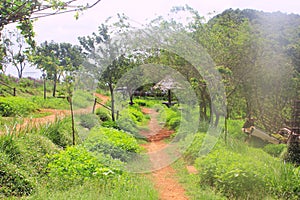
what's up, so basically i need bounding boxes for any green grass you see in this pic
[189,137,300,200]
[72,90,94,109]
[0,97,38,117]
[172,159,226,200]
[29,174,158,200]
[31,96,69,110]
[0,117,23,132]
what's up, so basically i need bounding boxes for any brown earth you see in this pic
[140,107,189,200]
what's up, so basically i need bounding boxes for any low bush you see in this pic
[193,138,300,200]
[168,117,181,130]
[134,99,162,108]
[47,146,122,187]
[195,147,269,199]
[31,96,69,110]
[84,127,142,161]
[0,97,38,117]
[0,152,34,197]
[117,114,139,136]
[121,104,149,126]
[182,133,206,163]
[263,143,287,157]
[159,107,181,130]
[39,117,79,148]
[101,120,119,129]
[96,107,111,122]
[72,90,94,109]
[0,133,58,198]
[226,119,246,140]
[79,113,100,129]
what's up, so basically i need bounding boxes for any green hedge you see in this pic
[79,113,100,130]
[84,127,142,161]
[47,146,122,186]
[39,117,79,148]
[0,97,38,117]
[0,133,58,197]
[194,141,300,199]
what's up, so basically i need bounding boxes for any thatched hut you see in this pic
[153,75,182,107]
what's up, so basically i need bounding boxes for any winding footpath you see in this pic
[140,107,189,200]
[1,95,190,199]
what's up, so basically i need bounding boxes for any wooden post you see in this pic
[43,79,46,99]
[13,88,16,96]
[68,96,75,146]
[168,89,171,107]
[116,110,119,120]
[92,98,97,114]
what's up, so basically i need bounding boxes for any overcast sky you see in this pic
[32,0,300,45]
[5,0,300,77]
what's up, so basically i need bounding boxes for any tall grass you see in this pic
[30,174,158,200]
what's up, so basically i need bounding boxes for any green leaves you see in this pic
[47,146,122,185]
[0,97,38,117]
[84,127,142,161]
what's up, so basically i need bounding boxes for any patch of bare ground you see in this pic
[140,107,189,200]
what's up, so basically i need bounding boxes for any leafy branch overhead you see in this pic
[0,0,102,70]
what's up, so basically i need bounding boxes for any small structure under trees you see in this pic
[153,75,182,107]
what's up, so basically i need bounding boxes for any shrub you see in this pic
[227,120,246,140]
[117,114,139,135]
[79,113,100,129]
[39,117,79,148]
[72,90,94,109]
[0,135,21,162]
[101,120,119,129]
[0,133,57,197]
[195,148,269,199]
[182,133,206,162]
[96,107,111,122]
[47,146,122,187]
[84,127,142,161]
[159,107,181,130]
[31,96,69,110]
[0,97,38,117]
[168,117,181,130]
[0,152,34,197]
[193,138,300,200]
[14,134,58,175]
[263,143,286,157]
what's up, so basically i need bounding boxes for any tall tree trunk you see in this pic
[109,83,115,121]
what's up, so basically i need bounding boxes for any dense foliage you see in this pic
[84,127,142,161]
[0,96,38,117]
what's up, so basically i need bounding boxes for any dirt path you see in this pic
[140,107,189,200]
[1,93,110,134]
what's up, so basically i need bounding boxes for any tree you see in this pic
[0,0,102,70]
[31,41,83,97]
[2,29,32,78]
[79,15,133,121]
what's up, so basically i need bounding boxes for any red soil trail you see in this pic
[140,107,189,200]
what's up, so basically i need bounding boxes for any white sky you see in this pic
[33,0,300,45]
[5,0,300,77]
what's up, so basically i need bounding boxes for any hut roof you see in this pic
[153,75,182,91]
